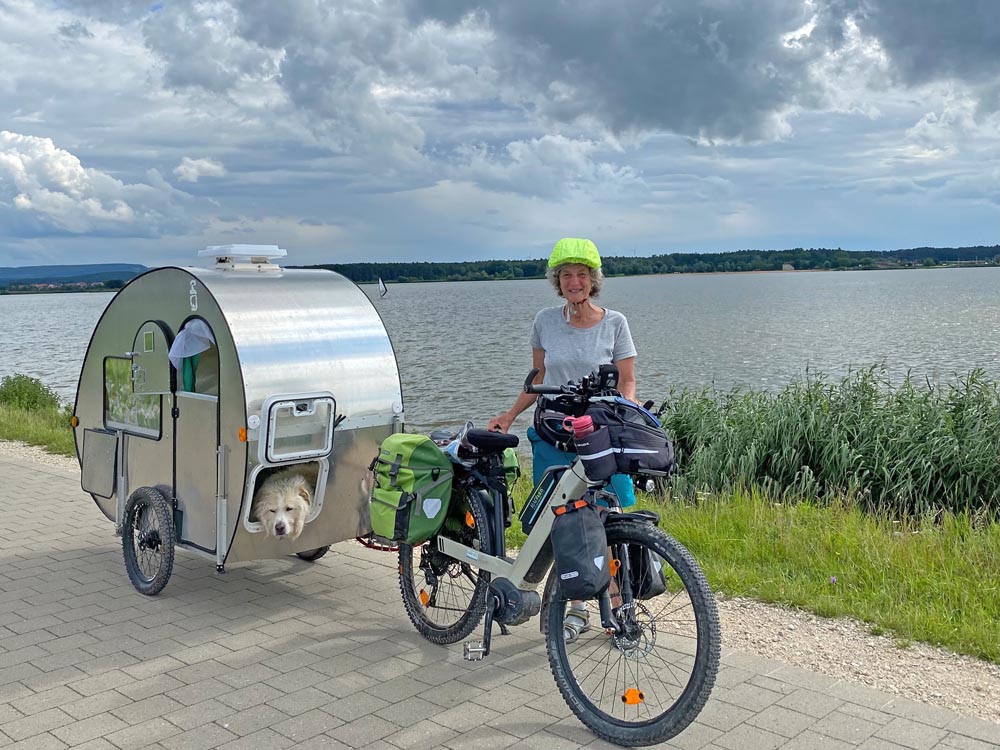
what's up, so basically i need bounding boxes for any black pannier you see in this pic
[550,500,610,600]
[587,398,675,476]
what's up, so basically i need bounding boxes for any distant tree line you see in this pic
[303,245,1000,284]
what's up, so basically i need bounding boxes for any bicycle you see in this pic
[396,366,721,747]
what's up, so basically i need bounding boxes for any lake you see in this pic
[2,268,999,448]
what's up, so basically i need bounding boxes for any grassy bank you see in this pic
[0,375,75,456]
[505,481,1000,663]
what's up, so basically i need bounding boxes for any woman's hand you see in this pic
[487,412,515,433]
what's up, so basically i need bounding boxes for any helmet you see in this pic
[548,237,601,269]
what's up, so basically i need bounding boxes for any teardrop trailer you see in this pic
[72,245,403,594]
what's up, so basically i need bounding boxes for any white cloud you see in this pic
[174,157,227,183]
[0,131,192,236]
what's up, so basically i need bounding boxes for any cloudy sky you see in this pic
[1,0,997,267]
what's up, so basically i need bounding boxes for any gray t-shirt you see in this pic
[529,306,637,387]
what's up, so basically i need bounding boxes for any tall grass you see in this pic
[659,366,1000,516]
[0,374,75,456]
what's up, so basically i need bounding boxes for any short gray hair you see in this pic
[547,263,604,299]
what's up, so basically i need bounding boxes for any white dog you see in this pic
[250,464,318,541]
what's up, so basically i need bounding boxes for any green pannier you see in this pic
[503,447,521,491]
[370,433,454,545]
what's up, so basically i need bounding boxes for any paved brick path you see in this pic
[0,453,996,750]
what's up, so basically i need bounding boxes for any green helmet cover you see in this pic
[548,237,601,269]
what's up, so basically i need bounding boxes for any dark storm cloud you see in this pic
[57,20,94,39]
[405,0,1000,138]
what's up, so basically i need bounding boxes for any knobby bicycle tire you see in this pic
[398,487,492,644]
[545,519,720,747]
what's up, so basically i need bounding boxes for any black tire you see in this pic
[122,486,175,596]
[296,546,331,562]
[399,488,492,644]
[545,519,720,747]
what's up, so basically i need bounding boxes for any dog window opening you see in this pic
[244,460,327,537]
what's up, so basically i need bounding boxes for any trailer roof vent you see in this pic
[200,244,286,271]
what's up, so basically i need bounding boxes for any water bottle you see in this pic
[563,415,595,440]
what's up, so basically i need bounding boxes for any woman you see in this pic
[487,237,638,641]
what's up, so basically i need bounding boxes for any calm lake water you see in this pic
[2,268,999,447]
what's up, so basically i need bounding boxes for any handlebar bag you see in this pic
[551,500,610,600]
[369,433,454,545]
[587,398,675,475]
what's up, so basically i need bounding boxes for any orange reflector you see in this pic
[610,559,620,576]
[465,511,475,528]
[69,415,79,427]
[238,427,247,442]
[419,589,430,607]
[622,688,645,705]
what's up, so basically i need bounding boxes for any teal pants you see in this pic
[527,426,636,507]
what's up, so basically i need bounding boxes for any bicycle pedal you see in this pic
[463,641,487,661]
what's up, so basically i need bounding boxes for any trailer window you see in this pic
[103,357,161,438]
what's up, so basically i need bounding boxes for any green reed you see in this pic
[659,366,1000,516]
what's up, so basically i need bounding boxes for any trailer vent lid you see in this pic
[200,244,286,271]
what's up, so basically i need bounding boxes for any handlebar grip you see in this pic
[523,368,566,395]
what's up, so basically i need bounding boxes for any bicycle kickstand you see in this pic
[463,593,507,661]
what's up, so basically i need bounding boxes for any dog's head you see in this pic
[253,474,312,541]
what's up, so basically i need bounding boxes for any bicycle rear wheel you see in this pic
[399,488,492,644]
[545,518,720,747]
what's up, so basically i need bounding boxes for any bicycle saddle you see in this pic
[465,428,519,453]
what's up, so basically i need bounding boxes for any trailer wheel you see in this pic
[122,487,175,596]
[296,546,331,562]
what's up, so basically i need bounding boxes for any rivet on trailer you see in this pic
[72,245,403,595]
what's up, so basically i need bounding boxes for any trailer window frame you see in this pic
[102,356,163,440]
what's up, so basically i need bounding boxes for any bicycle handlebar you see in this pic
[523,365,621,400]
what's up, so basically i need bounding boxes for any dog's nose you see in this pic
[275,522,286,535]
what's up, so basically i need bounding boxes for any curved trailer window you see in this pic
[103,357,161,438]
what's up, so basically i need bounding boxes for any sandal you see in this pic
[563,603,590,643]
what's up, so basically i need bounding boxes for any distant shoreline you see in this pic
[3,259,997,295]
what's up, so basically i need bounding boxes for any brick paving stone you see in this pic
[2,706,75,741]
[325,714,399,747]
[811,708,884,745]
[373,695,441,727]
[214,727,293,750]
[324,691,390,722]
[443,725,520,750]
[713,682,784,713]
[103,716,180,750]
[163,698,233,731]
[944,716,1000,745]
[777,687,846,719]
[432,703,503,733]
[941,736,1000,750]
[118,674,187,702]
[265,686,334,717]
[883,698,973,730]
[216,704,290,738]
[781,730,859,749]
[50,712,130,746]
[111,694,183,725]
[384,718,460,750]
[9,685,78,716]
[714,722,787,750]
[217,684,286,713]
[271,709,344,742]
[5,731,68,750]
[873,716,950,750]
[62,689,133,721]
[747,703,818,738]
[485,703,558,739]
[161,723,240,750]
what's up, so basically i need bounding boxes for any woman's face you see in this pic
[558,264,593,303]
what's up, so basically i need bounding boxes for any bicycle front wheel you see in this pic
[399,488,492,644]
[545,519,720,747]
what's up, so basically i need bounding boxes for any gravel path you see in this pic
[3,439,997,724]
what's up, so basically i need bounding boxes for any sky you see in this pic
[0,0,998,267]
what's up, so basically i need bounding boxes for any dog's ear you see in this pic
[297,483,312,504]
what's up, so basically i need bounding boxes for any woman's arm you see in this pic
[615,356,636,402]
[487,348,545,432]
